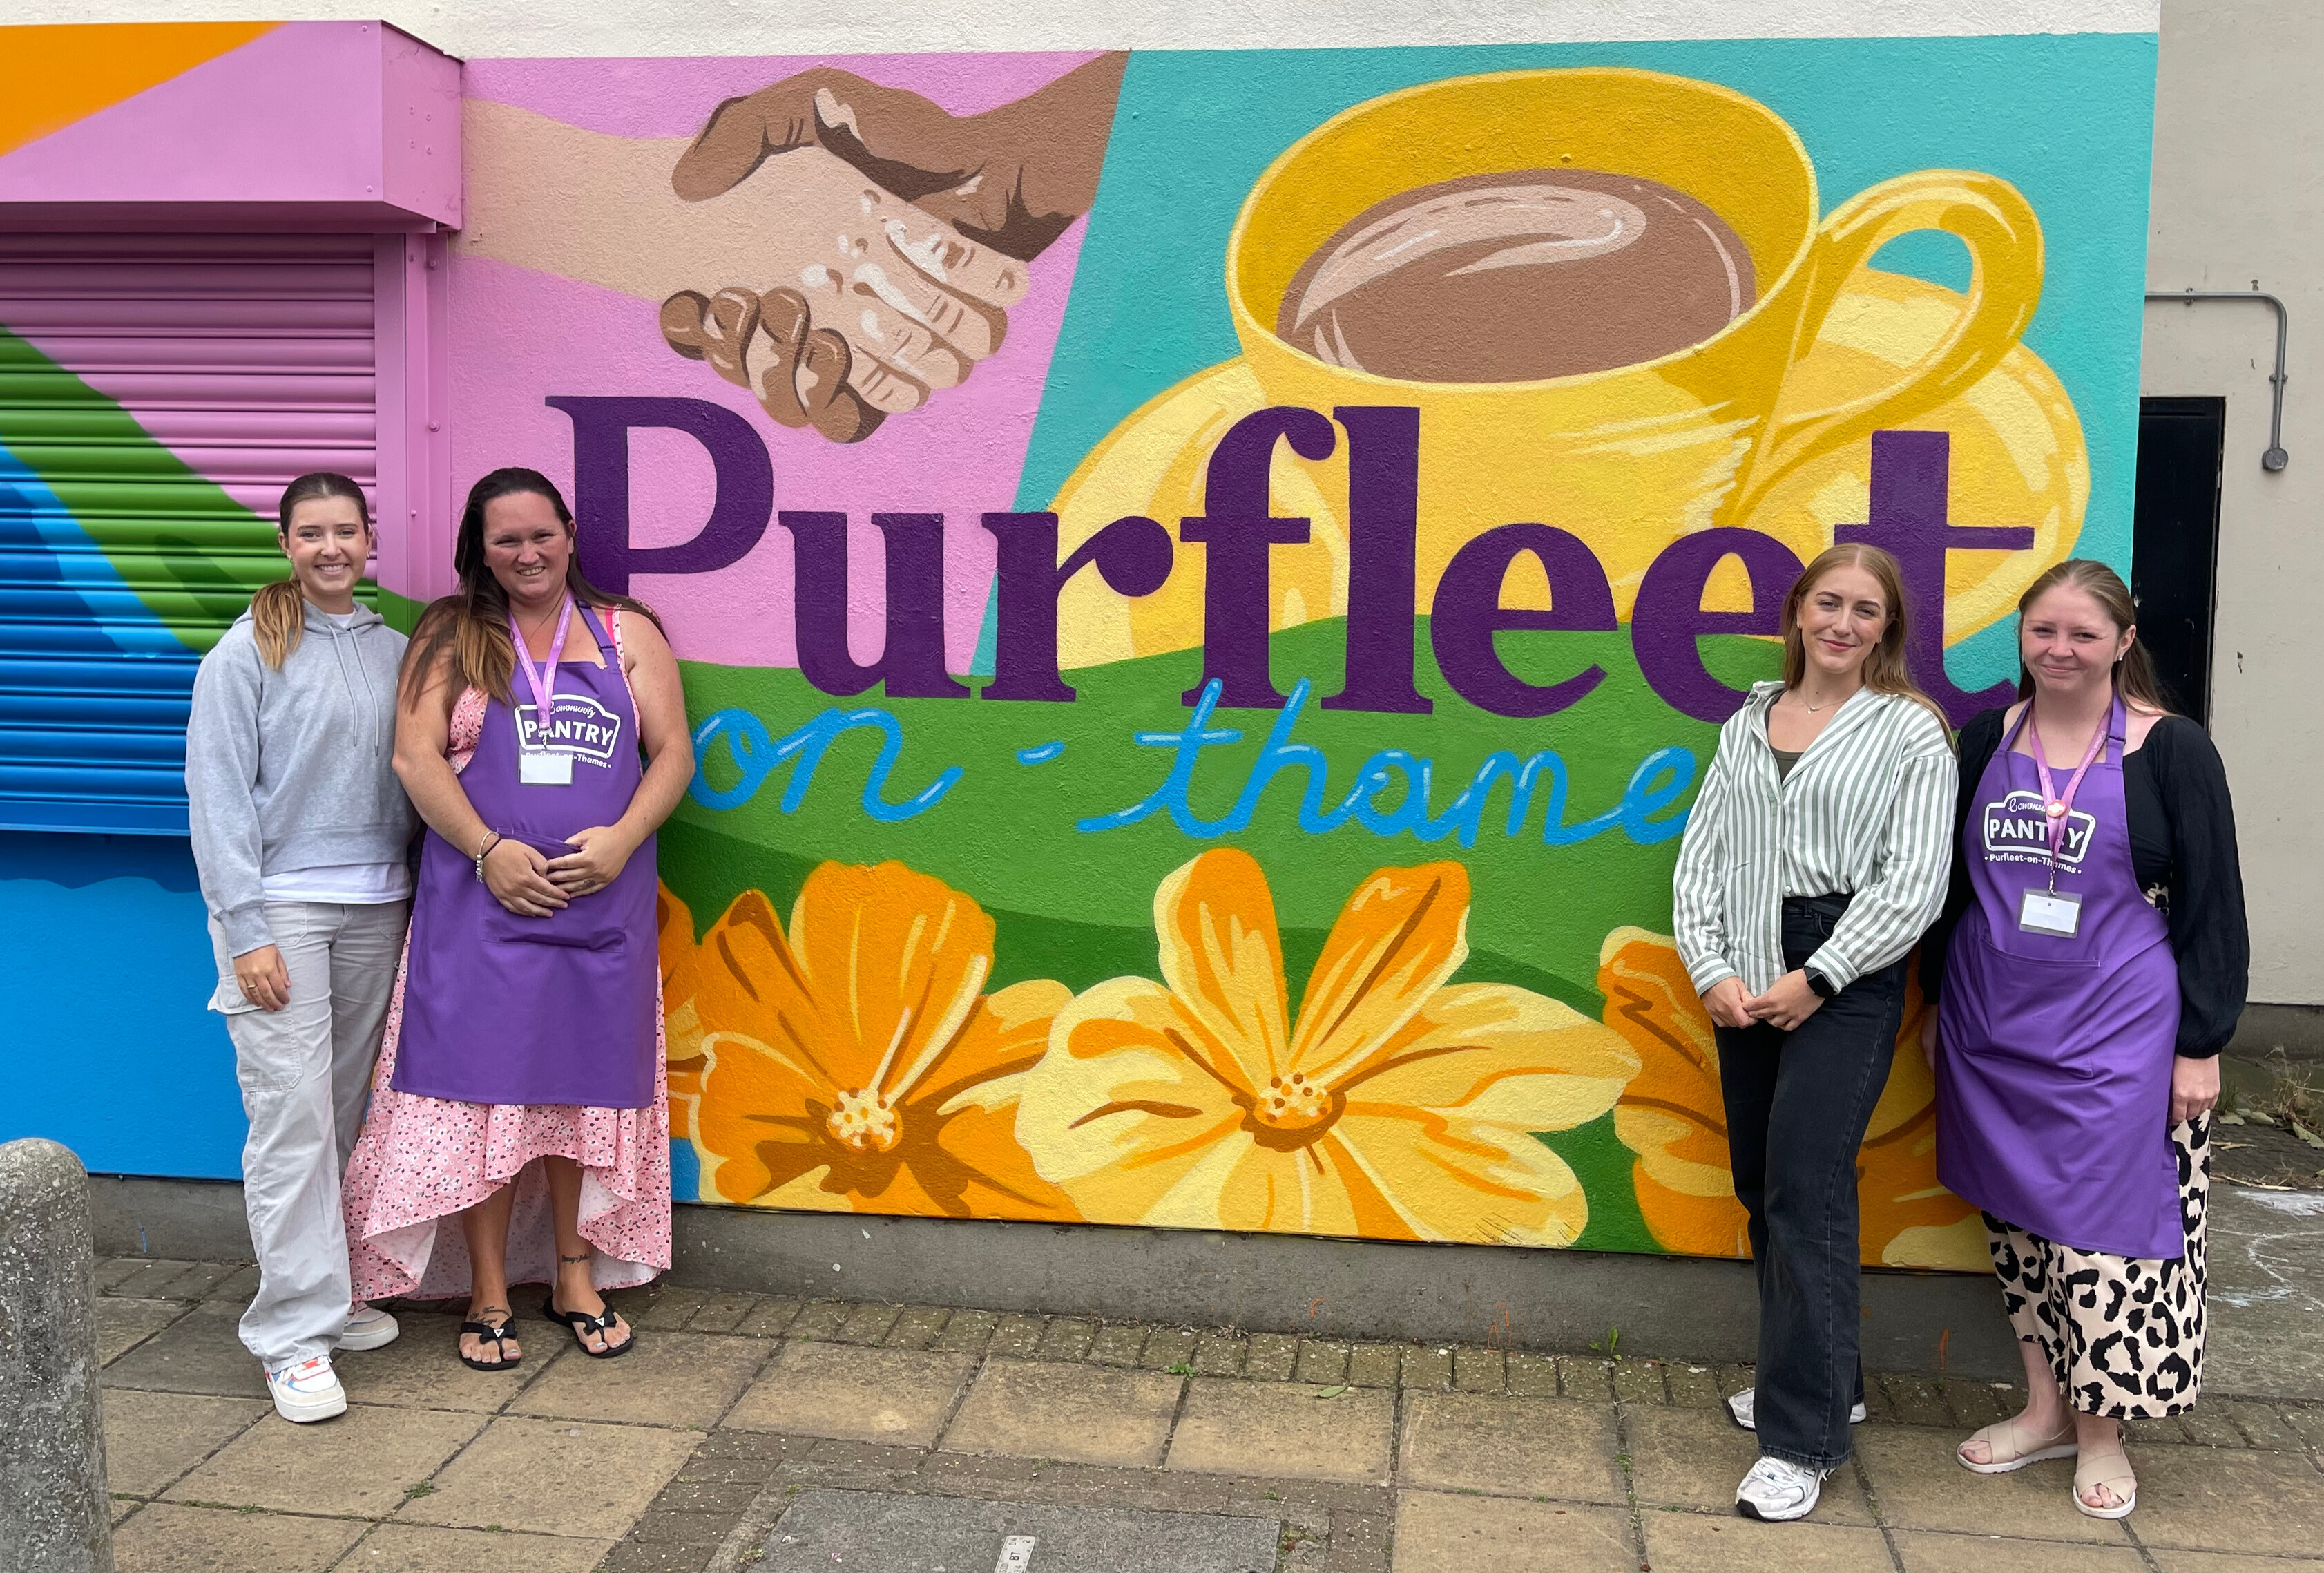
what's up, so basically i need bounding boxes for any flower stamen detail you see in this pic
[827,1087,901,1152]
[1254,1070,1332,1130]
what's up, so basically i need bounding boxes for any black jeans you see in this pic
[1713,894,1907,1470]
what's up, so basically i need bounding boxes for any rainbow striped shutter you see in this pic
[0,232,377,833]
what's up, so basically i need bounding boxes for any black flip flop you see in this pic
[541,1293,634,1359]
[457,1316,521,1372]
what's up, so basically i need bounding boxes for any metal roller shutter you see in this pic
[0,233,377,834]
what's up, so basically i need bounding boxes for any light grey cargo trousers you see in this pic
[207,899,407,1369]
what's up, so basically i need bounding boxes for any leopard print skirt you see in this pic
[1983,1116,2210,1419]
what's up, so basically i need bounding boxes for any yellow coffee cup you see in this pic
[1224,66,2044,616]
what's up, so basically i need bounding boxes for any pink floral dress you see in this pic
[342,613,670,1302]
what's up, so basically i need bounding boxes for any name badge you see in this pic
[2019,887,2082,937]
[519,748,573,786]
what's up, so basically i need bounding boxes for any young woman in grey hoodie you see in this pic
[185,473,417,1424]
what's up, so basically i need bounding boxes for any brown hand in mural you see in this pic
[659,285,881,444]
[662,53,1126,442]
[673,55,1126,260]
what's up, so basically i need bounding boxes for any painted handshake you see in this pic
[660,59,1125,443]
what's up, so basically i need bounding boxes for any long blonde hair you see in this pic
[1779,543,1950,730]
[251,473,371,669]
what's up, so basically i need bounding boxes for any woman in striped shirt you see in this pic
[1671,543,1957,1523]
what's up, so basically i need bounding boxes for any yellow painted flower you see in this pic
[1017,849,1639,1244]
[662,863,1079,1221]
[1600,927,1984,1270]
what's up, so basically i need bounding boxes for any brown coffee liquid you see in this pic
[1276,170,1756,383]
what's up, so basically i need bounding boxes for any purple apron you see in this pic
[1937,696,2181,1258]
[392,605,657,1109]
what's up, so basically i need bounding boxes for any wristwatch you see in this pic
[1805,967,1840,1000]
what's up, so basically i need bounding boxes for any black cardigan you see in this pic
[1919,708,2250,1056]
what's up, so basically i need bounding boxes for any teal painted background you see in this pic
[995,33,2158,687]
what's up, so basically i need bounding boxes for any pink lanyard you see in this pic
[2026,702,2106,881]
[508,598,573,743]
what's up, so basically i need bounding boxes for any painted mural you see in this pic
[0,26,2158,1272]
[441,39,2152,1270]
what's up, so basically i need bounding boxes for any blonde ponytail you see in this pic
[250,579,307,670]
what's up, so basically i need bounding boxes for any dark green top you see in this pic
[1771,747,1803,782]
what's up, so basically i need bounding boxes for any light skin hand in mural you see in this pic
[461,102,1027,441]
[662,53,1128,439]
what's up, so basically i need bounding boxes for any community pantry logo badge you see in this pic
[1983,789,2094,868]
[516,694,624,766]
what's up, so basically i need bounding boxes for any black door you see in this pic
[2132,397,2225,723]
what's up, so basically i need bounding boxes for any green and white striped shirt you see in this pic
[1672,680,1957,998]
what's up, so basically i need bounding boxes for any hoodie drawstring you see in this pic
[320,613,383,758]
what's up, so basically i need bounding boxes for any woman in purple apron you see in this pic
[340,468,694,1371]
[1923,560,2247,1520]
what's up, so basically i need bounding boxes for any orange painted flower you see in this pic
[660,863,1079,1221]
[660,886,709,1143]
[1017,850,1639,1245]
[1599,927,1984,1270]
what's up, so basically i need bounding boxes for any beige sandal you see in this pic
[2073,1447,2137,1519]
[1957,1413,2079,1474]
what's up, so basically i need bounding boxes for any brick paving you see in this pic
[94,1258,2324,1572]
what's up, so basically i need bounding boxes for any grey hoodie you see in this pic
[186,602,417,956]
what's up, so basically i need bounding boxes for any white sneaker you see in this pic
[1736,1455,1830,1522]
[1726,1386,1868,1431]
[336,1303,401,1351]
[265,1355,347,1423]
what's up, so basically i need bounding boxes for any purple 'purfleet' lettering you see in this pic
[1632,528,1806,723]
[1836,430,2034,727]
[1323,406,1430,715]
[546,396,772,596]
[1178,406,1338,708]
[1430,523,1619,718]
[980,512,1175,701]
[778,512,968,700]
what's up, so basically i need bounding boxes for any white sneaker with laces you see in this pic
[1725,1386,1868,1431]
[1736,1455,1830,1522]
[336,1303,401,1351]
[265,1355,347,1423]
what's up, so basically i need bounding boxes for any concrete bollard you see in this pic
[0,1138,114,1573]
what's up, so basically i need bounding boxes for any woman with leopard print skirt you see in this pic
[1919,561,2247,1522]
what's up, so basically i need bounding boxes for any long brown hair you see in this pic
[1779,543,1950,730]
[252,473,372,669]
[2012,558,2174,714]
[401,468,661,711]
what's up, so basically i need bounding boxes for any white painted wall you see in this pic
[34,0,2320,1005]
[2143,0,2323,1007]
[5,0,2157,55]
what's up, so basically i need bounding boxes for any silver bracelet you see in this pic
[474,830,501,883]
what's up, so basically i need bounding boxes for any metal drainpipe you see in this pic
[2145,287,2291,470]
